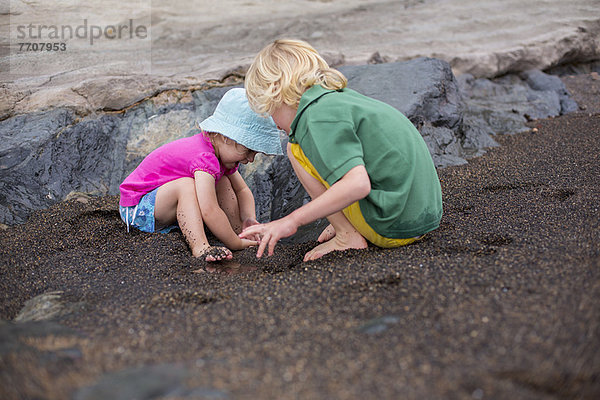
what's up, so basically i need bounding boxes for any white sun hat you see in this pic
[199,88,283,155]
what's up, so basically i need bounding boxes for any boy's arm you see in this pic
[194,170,257,250]
[228,171,257,227]
[240,165,370,257]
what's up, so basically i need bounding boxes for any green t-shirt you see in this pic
[289,85,443,238]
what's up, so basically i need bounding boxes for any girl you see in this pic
[240,39,443,261]
[119,88,283,261]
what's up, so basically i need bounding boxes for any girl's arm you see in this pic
[240,165,370,257]
[228,171,258,227]
[194,170,257,250]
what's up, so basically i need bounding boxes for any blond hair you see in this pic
[245,39,347,115]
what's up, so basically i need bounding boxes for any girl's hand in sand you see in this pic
[238,238,260,249]
[239,217,298,258]
[242,217,259,229]
[202,246,233,262]
[241,217,260,241]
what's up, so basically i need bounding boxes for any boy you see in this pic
[240,39,442,261]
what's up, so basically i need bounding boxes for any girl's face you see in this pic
[271,103,297,134]
[217,137,257,169]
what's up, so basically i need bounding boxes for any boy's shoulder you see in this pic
[299,85,335,107]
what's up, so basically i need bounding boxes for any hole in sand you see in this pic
[546,188,576,201]
[193,260,258,275]
[480,234,513,246]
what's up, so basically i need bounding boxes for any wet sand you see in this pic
[1,74,599,399]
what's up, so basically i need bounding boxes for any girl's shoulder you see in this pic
[168,130,213,150]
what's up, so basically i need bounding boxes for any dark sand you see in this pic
[1,74,599,399]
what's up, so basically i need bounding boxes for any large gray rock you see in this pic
[458,70,579,142]
[0,86,232,225]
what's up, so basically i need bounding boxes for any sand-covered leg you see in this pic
[216,175,243,233]
[155,178,212,258]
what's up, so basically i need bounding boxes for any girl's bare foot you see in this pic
[201,246,233,262]
[304,231,367,261]
[317,224,336,243]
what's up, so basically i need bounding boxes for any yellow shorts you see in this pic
[290,143,421,248]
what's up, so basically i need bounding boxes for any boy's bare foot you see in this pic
[200,246,233,262]
[317,224,336,243]
[304,231,367,262]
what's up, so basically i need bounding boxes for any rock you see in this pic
[520,69,579,114]
[72,364,229,400]
[12,86,89,116]
[72,76,160,111]
[238,151,283,224]
[0,319,81,355]
[420,125,469,167]
[14,290,88,322]
[457,71,578,140]
[14,291,65,322]
[0,108,125,225]
[357,315,400,334]
[546,60,600,76]
[3,0,598,118]
[0,86,232,225]
[0,318,85,400]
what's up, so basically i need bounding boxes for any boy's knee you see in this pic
[286,142,294,159]
[286,143,301,168]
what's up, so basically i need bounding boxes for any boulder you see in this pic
[520,69,579,114]
[0,86,232,225]
[458,70,579,142]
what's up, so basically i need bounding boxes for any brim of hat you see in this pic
[200,116,284,156]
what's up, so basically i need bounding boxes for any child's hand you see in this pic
[241,218,260,241]
[242,217,259,229]
[239,238,259,249]
[239,217,298,258]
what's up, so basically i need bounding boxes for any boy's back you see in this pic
[290,85,443,238]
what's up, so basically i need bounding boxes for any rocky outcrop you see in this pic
[0,58,580,231]
[0,86,233,226]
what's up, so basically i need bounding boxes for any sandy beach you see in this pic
[0,73,598,399]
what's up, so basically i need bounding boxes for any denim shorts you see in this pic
[119,187,178,234]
